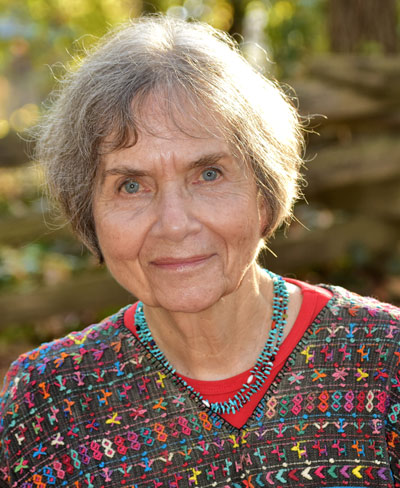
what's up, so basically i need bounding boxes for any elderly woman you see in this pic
[1,15,400,488]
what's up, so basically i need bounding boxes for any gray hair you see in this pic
[36,14,304,260]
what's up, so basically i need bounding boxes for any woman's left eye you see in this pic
[121,179,140,194]
[201,168,220,182]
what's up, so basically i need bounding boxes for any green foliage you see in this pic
[0,0,330,105]
[0,241,93,293]
[264,0,328,77]
[0,0,399,354]
[0,164,42,215]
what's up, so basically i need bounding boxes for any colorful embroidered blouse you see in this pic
[123,279,331,429]
[1,283,400,488]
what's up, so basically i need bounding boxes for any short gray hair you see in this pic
[36,14,304,260]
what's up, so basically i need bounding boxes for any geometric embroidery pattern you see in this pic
[1,284,400,487]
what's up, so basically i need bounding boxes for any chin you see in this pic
[151,287,225,314]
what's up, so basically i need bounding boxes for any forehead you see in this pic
[133,91,227,141]
[100,131,233,178]
[100,91,237,169]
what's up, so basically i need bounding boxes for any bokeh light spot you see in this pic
[9,104,39,132]
[0,120,10,139]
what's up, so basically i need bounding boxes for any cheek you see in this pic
[234,222,262,260]
[95,212,138,263]
[219,199,264,254]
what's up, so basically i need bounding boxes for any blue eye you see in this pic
[122,179,140,194]
[201,169,219,181]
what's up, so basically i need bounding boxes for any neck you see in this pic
[142,264,273,380]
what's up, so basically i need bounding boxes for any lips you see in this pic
[151,254,213,269]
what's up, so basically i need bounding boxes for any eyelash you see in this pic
[118,178,142,194]
[116,166,223,194]
[198,167,222,182]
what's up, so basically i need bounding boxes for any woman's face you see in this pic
[93,102,268,313]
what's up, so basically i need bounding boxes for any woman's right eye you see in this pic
[201,168,219,181]
[121,179,140,194]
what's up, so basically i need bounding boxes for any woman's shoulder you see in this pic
[323,284,400,323]
[313,284,400,356]
[0,304,131,420]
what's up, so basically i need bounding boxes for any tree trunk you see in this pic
[328,0,398,53]
[228,0,246,37]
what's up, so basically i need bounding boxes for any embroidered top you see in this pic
[1,283,400,488]
[123,279,332,428]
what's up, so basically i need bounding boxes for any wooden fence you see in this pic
[1,54,399,330]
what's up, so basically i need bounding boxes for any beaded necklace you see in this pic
[134,269,289,415]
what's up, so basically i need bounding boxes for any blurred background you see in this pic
[0,0,400,382]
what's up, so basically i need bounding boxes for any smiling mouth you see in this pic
[151,255,214,269]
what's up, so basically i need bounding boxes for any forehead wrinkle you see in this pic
[134,88,222,141]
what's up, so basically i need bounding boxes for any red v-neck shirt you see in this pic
[124,278,332,428]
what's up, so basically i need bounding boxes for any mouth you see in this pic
[150,254,214,270]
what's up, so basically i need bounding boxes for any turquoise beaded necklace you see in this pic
[134,269,289,415]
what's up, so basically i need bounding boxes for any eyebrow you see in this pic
[99,151,230,186]
[188,152,229,169]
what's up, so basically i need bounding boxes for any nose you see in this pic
[150,185,201,242]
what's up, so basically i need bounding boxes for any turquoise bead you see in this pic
[134,269,289,416]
